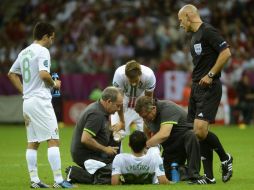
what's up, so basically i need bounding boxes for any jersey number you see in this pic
[22,57,31,83]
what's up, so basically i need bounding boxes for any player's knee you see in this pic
[47,139,60,147]
[194,124,208,140]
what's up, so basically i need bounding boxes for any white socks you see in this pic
[48,147,63,183]
[26,147,64,184]
[26,149,40,183]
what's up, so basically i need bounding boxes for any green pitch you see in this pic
[0,125,253,190]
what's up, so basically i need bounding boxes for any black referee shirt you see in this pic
[190,22,229,82]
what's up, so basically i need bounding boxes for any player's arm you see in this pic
[115,104,125,131]
[39,70,60,89]
[145,90,153,98]
[143,123,153,139]
[146,123,173,147]
[208,48,231,76]
[199,27,231,85]
[199,48,231,86]
[111,174,121,185]
[81,130,118,156]
[112,71,125,131]
[144,70,156,98]
[111,156,122,185]
[8,72,23,94]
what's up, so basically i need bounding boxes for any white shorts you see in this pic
[111,108,144,135]
[23,97,59,142]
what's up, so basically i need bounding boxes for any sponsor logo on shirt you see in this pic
[194,43,202,55]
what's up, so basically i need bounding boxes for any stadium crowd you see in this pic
[1,0,254,124]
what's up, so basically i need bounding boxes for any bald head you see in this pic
[178,4,199,17]
[178,4,202,32]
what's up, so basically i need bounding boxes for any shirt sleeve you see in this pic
[145,70,156,92]
[160,106,180,125]
[112,68,124,89]
[9,56,21,74]
[83,112,104,137]
[154,155,165,177]
[204,26,229,53]
[112,154,122,175]
[38,48,51,72]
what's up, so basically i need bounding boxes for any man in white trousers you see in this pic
[8,22,72,188]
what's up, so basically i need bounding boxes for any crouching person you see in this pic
[135,96,202,183]
[111,130,169,185]
[66,86,123,184]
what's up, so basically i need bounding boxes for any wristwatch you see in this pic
[208,72,215,79]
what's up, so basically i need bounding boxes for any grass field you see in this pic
[0,124,254,190]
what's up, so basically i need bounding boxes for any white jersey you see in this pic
[112,65,156,108]
[112,147,165,184]
[9,43,52,99]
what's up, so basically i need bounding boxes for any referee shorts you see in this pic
[187,79,222,123]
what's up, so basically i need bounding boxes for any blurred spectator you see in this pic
[89,84,103,101]
[0,0,254,104]
[230,72,254,124]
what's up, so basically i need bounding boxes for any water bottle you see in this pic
[171,162,180,183]
[51,73,61,97]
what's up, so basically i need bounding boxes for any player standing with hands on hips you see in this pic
[178,4,233,184]
[8,22,72,188]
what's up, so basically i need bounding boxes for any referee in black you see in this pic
[178,4,233,184]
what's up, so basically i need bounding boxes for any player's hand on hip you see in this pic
[104,146,119,155]
[199,75,212,86]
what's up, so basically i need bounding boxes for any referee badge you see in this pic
[194,43,202,55]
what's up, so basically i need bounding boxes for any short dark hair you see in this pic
[33,22,55,40]
[125,60,142,79]
[135,96,154,114]
[101,86,122,102]
[129,130,147,153]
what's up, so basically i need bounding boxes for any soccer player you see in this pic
[111,130,169,185]
[178,4,233,184]
[135,96,202,183]
[8,22,72,188]
[111,60,156,135]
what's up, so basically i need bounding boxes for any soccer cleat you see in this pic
[221,153,233,182]
[53,180,73,188]
[30,181,50,188]
[189,176,216,185]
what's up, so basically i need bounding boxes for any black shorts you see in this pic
[187,79,222,123]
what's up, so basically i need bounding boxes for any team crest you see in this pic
[194,43,202,55]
